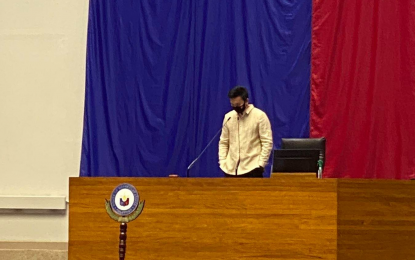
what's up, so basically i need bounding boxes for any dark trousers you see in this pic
[224,167,264,178]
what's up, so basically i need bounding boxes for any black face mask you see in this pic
[233,102,246,114]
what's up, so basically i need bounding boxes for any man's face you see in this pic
[230,96,245,108]
[230,96,247,114]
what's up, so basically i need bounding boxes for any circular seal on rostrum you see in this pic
[110,183,139,216]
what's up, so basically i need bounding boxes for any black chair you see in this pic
[281,138,326,168]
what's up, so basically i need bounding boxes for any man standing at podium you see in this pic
[219,86,273,178]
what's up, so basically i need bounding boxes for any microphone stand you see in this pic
[186,117,231,177]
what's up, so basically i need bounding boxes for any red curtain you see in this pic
[311,0,415,179]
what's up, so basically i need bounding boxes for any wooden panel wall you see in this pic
[69,178,337,260]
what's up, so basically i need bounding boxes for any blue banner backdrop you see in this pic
[80,0,311,177]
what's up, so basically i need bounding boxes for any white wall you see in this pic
[0,0,89,241]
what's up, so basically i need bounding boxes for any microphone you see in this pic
[186,117,231,177]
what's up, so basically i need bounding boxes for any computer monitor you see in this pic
[272,149,320,173]
[281,138,326,168]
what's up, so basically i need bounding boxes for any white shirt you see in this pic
[218,104,273,175]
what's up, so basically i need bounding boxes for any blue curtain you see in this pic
[80,0,311,177]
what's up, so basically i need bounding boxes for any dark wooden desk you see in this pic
[69,178,415,260]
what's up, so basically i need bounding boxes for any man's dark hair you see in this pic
[228,86,249,101]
